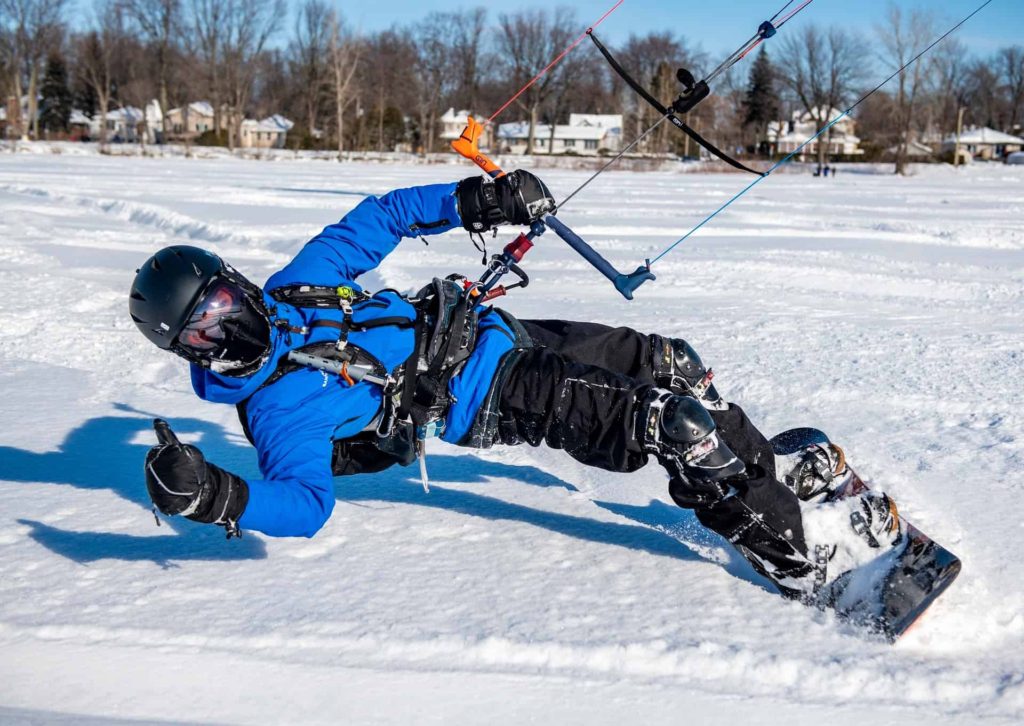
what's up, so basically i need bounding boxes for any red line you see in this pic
[778,0,814,26]
[737,37,764,62]
[487,0,625,124]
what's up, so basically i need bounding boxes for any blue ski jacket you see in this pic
[189,182,517,537]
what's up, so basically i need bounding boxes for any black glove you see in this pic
[456,170,556,233]
[145,419,248,534]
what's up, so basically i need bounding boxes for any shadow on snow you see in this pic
[0,408,766,588]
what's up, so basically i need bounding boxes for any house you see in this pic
[87,102,163,143]
[90,106,144,142]
[69,109,91,141]
[884,139,935,161]
[166,101,216,141]
[567,114,622,151]
[941,126,1024,161]
[767,108,862,158]
[240,114,294,149]
[439,108,494,149]
[496,113,623,156]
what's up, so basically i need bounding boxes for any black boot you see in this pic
[638,390,820,596]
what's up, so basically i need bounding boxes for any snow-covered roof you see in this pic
[169,101,215,118]
[568,113,622,131]
[69,109,91,125]
[106,107,144,123]
[886,140,934,157]
[0,107,5,122]
[441,108,475,123]
[242,115,294,132]
[261,114,293,131]
[497,122,607,141]
[944,126,1024,145]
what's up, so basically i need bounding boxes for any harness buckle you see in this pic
[416,419,446,440]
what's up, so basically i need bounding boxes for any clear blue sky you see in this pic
[340,0,1020,58]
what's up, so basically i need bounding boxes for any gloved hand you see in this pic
[456,170,556,233]
[145,419,248,534]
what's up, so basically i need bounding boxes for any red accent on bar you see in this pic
[482,286,508,302]
[505,234,534,262]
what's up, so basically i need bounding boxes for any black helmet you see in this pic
[129,245,271,375]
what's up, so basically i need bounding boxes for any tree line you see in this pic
[2,0,1022,171]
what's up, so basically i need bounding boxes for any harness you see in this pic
[236,280,478,485]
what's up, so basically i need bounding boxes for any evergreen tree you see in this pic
[742,48,781,156]
[40,53,74,135]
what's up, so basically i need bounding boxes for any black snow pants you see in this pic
[499,319,811,585]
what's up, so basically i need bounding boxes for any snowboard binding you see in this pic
[769,427,959,641]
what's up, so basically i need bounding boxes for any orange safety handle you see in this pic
[451,116,505,179]
[339,362,355,386]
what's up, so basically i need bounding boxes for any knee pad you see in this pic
[639,390,744,488]
[650,336,724,408]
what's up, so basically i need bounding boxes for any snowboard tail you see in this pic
[770,428,961,642]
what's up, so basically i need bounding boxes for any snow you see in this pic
[0,148,1022,724]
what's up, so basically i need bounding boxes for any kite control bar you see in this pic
[541,216,654,300]
[452,117,655,301]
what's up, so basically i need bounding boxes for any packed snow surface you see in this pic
[0,151,1022,724]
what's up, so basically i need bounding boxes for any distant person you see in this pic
[128,170,904,600]
[823,165,831,177]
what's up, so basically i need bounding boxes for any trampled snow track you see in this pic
[0,151,1021,724]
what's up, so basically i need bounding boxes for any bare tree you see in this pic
[998,45,1024,132]
[542,44,589,153]
[0,0,66,139]
[360,29,416,152]
[496,7,577,154]
[778,24,868,169]
[121,0,180,143]
[76,0,124,150]
[616,32,702,154]
[929,37,970,135]
[961,59,1002,129]
[221,0,282,149]
[877,5,936,174]
[413,13,456,153]
[190,0,225,134]
[288,0,330,142]
[450,7,487,111]
[326,9,357,157]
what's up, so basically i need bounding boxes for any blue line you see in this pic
[648,0,993,268]
[649,111,850,266]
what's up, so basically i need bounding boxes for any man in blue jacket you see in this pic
[130,170,902,598]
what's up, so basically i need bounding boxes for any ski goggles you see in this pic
[173,276,270,370]
[177,281,245,352]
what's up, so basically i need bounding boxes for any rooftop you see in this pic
[945,126,1024,145]
[497,122,607,141]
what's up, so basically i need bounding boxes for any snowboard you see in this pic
[770,427,961,643]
